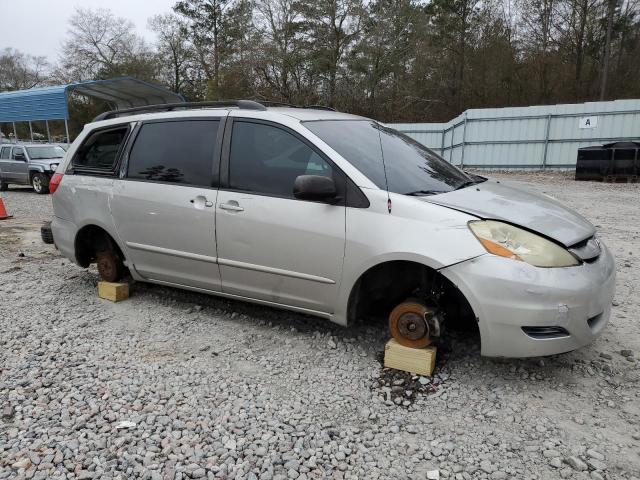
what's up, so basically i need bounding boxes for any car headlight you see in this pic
[468,220,580,267]
[50,164,59,171]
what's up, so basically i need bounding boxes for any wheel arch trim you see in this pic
[334,252,458,326]
[73,220,129,267]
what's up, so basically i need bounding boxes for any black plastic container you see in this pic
[575,142,640,181]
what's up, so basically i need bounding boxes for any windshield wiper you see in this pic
[455,180,477,190]
[404,190,446,196]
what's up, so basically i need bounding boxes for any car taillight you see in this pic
[49,173,64,194]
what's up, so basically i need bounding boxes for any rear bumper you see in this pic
[51,215,78,264]
[440,245,616,357]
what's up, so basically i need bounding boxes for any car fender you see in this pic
[28,165,46,174]
[52,174,130,266]
[331,189,487,326]
[333,250,480,326]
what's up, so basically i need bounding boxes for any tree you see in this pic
[174,0,235,98]
[219,0,260,99]
[0,48,48,91]
[253,0,314,103]
[350,0,422,119]
[149,13,194,96]
[425,0,485,113]
[57,7,155,82]
[297,0,364,107]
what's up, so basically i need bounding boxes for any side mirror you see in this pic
[293,175,337,202]
[14,153,26,161]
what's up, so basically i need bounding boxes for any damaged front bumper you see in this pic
[440,244,616,357]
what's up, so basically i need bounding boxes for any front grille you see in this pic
[522,326,570,339]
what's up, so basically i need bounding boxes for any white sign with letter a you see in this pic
[579,116,598,129]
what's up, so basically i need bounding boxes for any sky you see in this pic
[1,0,176,61]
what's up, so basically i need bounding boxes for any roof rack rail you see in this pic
[305,105,336,111]
[254,100,298,108]
[258,101,336,111]
[92,100,267,122]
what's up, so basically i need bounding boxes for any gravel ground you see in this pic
[0,175,639,480]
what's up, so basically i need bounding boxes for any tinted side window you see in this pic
[127,120,219,187]
[0,147,10,159]
[74,127,128,171]
[229,121,333,198]
[305,120,469,194]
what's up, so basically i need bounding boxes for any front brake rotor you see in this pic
[389,300,435,348]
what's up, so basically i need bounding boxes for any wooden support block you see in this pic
[98,281,129,302]
[384,338,436,376]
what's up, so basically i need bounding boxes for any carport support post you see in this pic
[542,114,552,170]
[29,121,34,142]
[46,120,51,143]
[64,119,70,145]
[449,125,454,164]
[460,114,468,169]
[12,122,17,143]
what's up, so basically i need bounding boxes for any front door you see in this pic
[215,119,346,313]
[10,147,29,184]
[111,118,223,291]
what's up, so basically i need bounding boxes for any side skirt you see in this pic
[141,277,336,322]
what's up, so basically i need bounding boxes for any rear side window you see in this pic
[229,121,333,198]
[127,120,219,187]
[0,147,10,159]
[74,127,128,172]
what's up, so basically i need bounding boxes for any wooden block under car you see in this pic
[384,338,436,376]
[98,281,129,302]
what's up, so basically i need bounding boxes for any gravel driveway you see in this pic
[0,175,639,480]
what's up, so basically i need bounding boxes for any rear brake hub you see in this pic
[97,251,120,283]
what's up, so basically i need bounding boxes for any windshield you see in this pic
[26,146,65,160]
[304,120,471,195]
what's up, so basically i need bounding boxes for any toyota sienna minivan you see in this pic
[48,101,616,357]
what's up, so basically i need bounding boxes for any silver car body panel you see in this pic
[51,107,616,358]
[422,179,596,247]
[215,189,345,313]
[110,180,221,291]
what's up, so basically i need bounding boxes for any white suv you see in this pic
[49,101,615,357]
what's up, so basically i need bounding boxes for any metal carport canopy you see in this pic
[0,77,185,122]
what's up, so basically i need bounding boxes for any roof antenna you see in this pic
[375,122,392,214]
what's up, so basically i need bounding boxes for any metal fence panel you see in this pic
[390,99,640,169]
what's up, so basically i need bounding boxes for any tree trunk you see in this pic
[574,0,588,100]
[600,0,616,100]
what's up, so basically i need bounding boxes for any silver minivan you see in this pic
[49,101,616,357]
[0,143,65,193]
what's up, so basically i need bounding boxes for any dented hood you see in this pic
[423,179,595,247]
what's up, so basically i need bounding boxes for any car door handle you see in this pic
[219,202,244,212]
[190,196,214,208]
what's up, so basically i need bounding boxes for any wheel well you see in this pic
[29,170,46,181]
[74,225,125,268]
[347,260,477,330]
